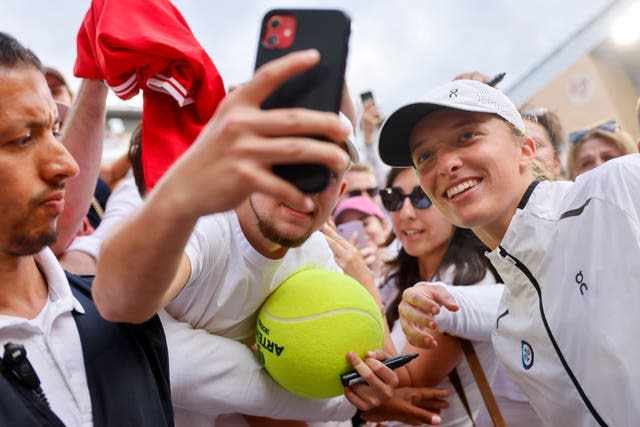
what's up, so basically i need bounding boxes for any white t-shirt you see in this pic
[0,248,92,426]
[66,174,142,260]
[166,210,342,344]
[165,210,356,425]
[63,180,356,425]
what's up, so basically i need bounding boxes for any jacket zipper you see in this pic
[498,246,608,427]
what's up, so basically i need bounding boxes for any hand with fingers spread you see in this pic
[321,222,376,292]
[398,283,459,350]
[360,386,451,426]
[343,350,399,411]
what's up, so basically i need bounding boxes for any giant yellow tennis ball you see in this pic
[256,268,384,399]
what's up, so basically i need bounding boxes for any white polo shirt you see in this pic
[0,248,92,426]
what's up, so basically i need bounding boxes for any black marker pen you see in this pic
[340,353,419,387]
[487,72,506,87]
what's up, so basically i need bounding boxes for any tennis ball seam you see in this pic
[262,308,383,329]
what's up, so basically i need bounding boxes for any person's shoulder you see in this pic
[570,154,640,216]
[192,210,234,241]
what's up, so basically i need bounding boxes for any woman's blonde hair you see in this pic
[567,125,636,180]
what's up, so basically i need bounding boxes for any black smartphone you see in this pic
[360,90,375,105]
[255,9,351,193]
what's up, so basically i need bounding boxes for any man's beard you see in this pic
[6,189,61,256]
[8,228,57,256]
[251,199,312,248]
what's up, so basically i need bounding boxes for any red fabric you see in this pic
[74,0,226,189]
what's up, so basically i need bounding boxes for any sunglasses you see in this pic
[569,120,619,145]
[379,186,432,212]
[521,107,550,123]
[347,187,378,198]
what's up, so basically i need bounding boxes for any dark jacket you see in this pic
[0,273,174,426]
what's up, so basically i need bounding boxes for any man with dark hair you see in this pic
[0,32,173,425]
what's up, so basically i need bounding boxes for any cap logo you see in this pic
[449,88,458,98]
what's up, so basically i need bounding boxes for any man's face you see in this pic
[341,170,379,204]
[249,161,346,250]
[0,66,79,256]
[409,109,532,237]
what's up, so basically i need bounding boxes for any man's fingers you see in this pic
[237,166,315,213]
[226,135,349,176]
[225,107,350,144]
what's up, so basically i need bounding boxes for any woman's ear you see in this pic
[520,135,537,171]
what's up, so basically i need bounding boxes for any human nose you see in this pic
[41,134,79,183]
[398,195,415,218]
[437,148,462,175]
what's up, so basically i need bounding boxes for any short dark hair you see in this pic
[0,32,42,70]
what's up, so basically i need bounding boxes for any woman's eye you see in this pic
[460,131,475,142]
[579,160,593,169]
[417,151,432,164]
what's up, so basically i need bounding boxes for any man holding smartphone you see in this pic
[91,49,410,426]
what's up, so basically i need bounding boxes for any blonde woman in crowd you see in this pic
[566,119,636,179]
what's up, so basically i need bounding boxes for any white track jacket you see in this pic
[487,154,640,426]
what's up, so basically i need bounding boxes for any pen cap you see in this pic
[256,268,384,399]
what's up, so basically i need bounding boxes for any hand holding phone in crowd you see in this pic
[255,9,351,193]
[360,90,383,146]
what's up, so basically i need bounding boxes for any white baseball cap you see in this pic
[378,79,525,167]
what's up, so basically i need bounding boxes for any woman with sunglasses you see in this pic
[371,166,503,427]
[378,78,640,426]
[566,119,636,180]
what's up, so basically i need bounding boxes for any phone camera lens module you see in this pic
[271,18,280,28]
[268,35,279,46]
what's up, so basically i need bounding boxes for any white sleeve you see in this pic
[65,175,143,259]
[433,282,504,341]
[160,310,356,421]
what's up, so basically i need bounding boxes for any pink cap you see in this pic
[333,196,385,223]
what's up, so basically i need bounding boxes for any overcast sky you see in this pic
[2,0,612,115]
